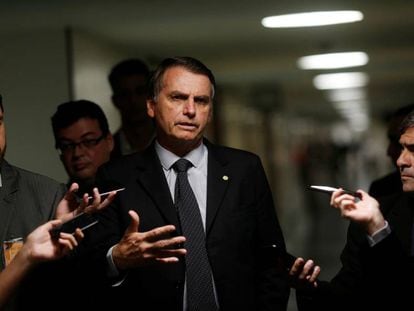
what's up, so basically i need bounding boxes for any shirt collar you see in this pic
[155,140,205,171]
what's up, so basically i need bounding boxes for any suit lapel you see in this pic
[135,147,181,228]
[205,142,229,234]
[0,161,19,264]
[386,194,414,254]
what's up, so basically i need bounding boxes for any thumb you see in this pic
[66,182,79,198]
[124,210,140,235]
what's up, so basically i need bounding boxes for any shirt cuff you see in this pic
[366,221,391,247]
[106,245,126,286]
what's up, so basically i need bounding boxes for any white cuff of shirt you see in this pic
[106,245,126,286]
[367,221,391,247]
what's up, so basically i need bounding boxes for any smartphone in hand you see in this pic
[50,213,98,238]
[309,185,362,199]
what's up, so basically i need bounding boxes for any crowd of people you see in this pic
[1,56,412,311]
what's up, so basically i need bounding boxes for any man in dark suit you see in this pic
[93,56,290,310]
[0,94,66,271]
[0,94,64,310]
[0,94,116,310]
[368,103,414,198]
[296,109,414,310]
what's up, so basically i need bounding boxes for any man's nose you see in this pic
[397,149,409,168]
[183,99,196,116]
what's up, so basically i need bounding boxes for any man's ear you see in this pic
[105,133,115,152]
[147,99,155,118]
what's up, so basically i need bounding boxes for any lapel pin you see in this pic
[222,175,229,181]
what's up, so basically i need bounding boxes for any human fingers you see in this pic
[73,228,85,242]
[150,235,186,256]
[330,188,355,206]
[124,210,140,235]
[59,232,79,251]
[289,257,305,275]
[66,183,81,207]
[45,219,63,230]
[144,224,180,243]
[93,189,117,211]
[332,191,356,210]
[299,259,316,279]
[306,265,321,284]
[153,243,187,263]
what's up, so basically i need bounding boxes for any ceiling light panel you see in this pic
[262,10,363,28]
[297,52,369,70]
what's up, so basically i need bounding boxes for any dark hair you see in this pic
[0,94,3,113]
[389,103,414,120]
[51,100,110,148]
[399,105,414,135]
[148,56,216,101]
[108,59,150,92]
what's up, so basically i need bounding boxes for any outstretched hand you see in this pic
[288,257,320,289]
[21,220,84,265]
[55,183,117,222]
[113,210,187,270]
[330,188,385,235]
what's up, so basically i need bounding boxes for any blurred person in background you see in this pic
[108,58,155,157]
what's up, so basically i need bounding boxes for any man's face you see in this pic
[57,118,113,183]
[0,109,6,162]
[112,74,149,124]
[386,115,405,166]
[147,66,212,154]
[397,126,414,192]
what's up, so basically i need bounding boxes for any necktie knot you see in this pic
[173,158,192,173]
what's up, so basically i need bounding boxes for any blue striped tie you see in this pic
[173,158,218,311]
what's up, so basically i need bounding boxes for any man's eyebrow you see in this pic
[59,131,100,141]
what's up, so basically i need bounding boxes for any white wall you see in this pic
[71,30,130,134]
[0,29,69,182]
[0,28,144,183]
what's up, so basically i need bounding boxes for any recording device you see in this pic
[50,212,99,238]
[51,187,125,238]
[80,187,125,203]
[86,187,125,200]
[309,185,362,199]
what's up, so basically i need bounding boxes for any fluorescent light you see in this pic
[313,72,369,90]
[262,10,363,28]
[332,100,368,114]
[331,99,370,132]
[297,52,369,70]
[326,88,366,102]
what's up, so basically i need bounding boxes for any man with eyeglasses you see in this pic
[51,100,114,196]
[0,94,117,310]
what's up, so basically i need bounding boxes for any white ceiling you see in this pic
[1,0,414,123]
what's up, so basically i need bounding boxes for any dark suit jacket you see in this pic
[110,130,123,160]
[368,170,402,199]
[91,139,290,310]
[0,160,66,310]
[296,192,414,310]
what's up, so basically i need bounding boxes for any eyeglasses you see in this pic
[57,135,105,153]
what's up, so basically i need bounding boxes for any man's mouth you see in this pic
[74,162,89,171]
[176,122,198,130]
